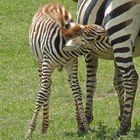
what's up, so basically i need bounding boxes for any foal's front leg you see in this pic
[65,59,89,134]
[85,54,98,125]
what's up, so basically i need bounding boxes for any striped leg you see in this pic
[116,62,138,136]
[25,60,52,139]
[65,58,89,134]
[37,60,43,79]
[75,99,85,132]
[113,47,138,136]
[106,13,139,135]
[41,82,51,134]
[85,54,98,124]
[37,60,51,133]
[40,61,52,134]
[65,60,81,129]
[113,63,125,121]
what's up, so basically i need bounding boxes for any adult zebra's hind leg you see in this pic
[117,64,138,136]
[65,58,89,134]
[106,9,139,134]
[25,60,52,139]
[85,54,98,125]
[113,63,125,122]
[113,48,138,136]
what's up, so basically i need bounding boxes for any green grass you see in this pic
[0,0,140,140]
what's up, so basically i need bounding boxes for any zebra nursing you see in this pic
[25,3,106,139]
[69,0,140,136]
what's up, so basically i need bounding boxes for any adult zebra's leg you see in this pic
[65,58,89,133]
[113,63,125,121]
[85,54,98,125]
[106,11,139,135]
[105,2,140,135]
[117,63,138,136]
[112,45,138,136]
[25,59,52,139]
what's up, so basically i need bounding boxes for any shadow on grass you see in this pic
[90,122,115,139]
[63,122,115,139]
[64,131,76,137]
[131,123,140,138]
[63,122,140,140]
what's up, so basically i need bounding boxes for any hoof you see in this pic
[77,126,90,136]
[115,126,130,137]
[86,115,93,124]
[41,129,47,134]
[77,129,87,136]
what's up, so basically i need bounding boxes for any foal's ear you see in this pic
[62,24,84,38]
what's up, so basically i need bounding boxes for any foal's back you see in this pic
[29,3,73,61]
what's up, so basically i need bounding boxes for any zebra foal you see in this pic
[25,3,106,139]
[70,0,140,136]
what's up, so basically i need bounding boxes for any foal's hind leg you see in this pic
[37,60,43,79]
[41,89,51,134]
[40,61,53,134]
[36,60,53,133]
[25,60,52,138]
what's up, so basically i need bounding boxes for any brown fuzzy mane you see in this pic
[42,3,70,26]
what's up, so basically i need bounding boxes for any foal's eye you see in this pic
[64,24,70,29]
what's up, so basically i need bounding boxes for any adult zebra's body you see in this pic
[25,3,106,138]
[70,0,140,136]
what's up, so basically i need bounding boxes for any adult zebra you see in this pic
[70,0,140,136]
[25,3,106,139]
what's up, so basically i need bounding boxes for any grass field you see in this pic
[0,0,140,140]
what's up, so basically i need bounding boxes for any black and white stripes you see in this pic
[25,3,104,139]
[70,0,140,136]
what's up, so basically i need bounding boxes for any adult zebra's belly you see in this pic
[90,36,140,60]
[133,36,140,57]
[90,41,114,60]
